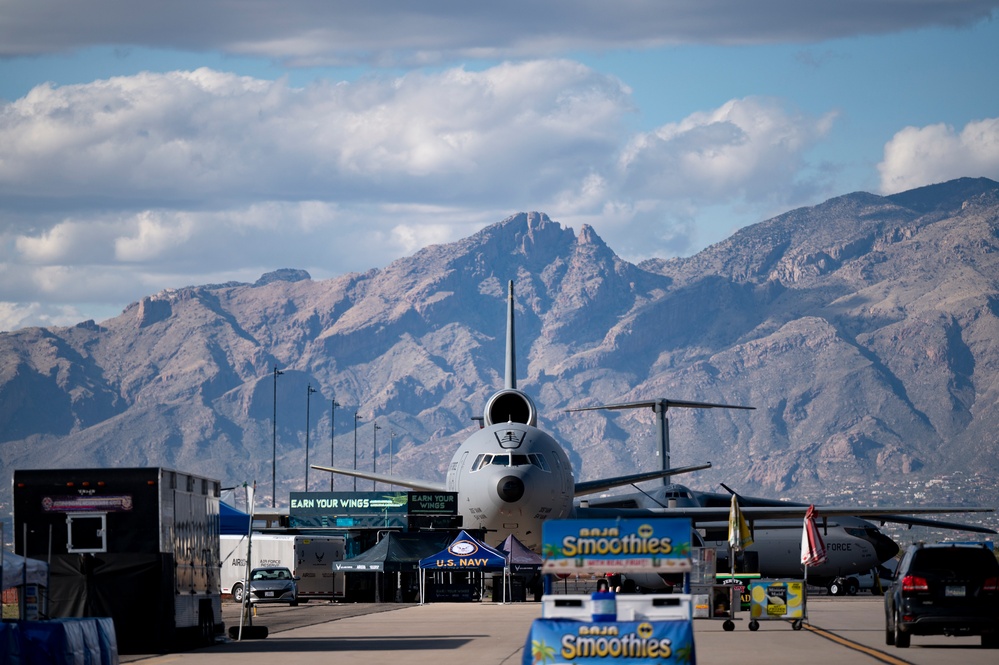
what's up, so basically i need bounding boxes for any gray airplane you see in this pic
[312,281,995,581]
[579,482,995,593]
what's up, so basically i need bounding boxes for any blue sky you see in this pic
[1,1,997,331]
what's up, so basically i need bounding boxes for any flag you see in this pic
[727,493,753,551]
[800,504,827,566]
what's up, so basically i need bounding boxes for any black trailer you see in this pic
[13,467,223,653]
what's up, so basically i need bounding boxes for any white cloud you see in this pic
[0,63,842,329]
[1,1,994,60]
[878,117,999,194]
[617,97,836,201]
[0,62,629,208]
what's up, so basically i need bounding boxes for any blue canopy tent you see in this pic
[219,502,251,535]
[418,530,509,604]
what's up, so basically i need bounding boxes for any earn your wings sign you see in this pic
[541,518,692,574]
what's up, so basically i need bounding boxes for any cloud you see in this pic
[0,62,840,328]
[878,117,999,194]
[617,97,836,201]
[2,2,996,61]
[0,62,629,210]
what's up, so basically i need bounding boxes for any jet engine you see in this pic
[483,388,537,427]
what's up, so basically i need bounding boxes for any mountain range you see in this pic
[2,177,999,516]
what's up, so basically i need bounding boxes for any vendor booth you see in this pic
[419,531,509,603]
[335,532,452,602]
[525,518,696,665]
[497,534,542,601]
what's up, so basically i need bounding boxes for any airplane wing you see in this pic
[309,464,447,492]
[574,504,996,534]
[574,463,712,496]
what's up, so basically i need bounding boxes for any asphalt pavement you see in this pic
[120,596,997,665]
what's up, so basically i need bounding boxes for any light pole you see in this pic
[353,411,362,491]
[330,397,340,491]
[389,430,395,480]
[372,422,382,490]
[305,384,317,491]
[271,366,283,508]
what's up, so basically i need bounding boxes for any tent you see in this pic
[335,532,453,573]
[418,530,509,603]
[497,534,543,601]
[498,534,542,573]
[219,501,252,536]
[1,550,48,590]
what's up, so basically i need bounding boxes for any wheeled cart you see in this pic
[747,579,806,631]
[692,583,741,631]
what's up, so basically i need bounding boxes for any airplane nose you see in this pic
[873,530,899,563]
[497,476,525,503]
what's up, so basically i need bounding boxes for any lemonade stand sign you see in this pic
[541,518,692,574]
[748,580,805,619]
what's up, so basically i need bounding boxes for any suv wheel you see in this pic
[894,611,910,648]
[885,607,895,646]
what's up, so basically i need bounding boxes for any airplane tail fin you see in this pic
[505,280,516,390]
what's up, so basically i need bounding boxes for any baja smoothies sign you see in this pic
[523,618,695,665]
[541,518,692,574]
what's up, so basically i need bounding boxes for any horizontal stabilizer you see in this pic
[566,399,754,413]
[574,463,712,497]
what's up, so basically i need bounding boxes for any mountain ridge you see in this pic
[2,179,999,514]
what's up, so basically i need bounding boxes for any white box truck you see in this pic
[220,534,346,602]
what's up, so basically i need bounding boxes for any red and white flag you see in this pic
[800,504,827,566]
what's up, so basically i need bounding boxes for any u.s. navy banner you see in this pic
[541,518,692,574]
[523,619,695,665]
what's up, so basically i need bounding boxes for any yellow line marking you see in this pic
[802,622,913,665]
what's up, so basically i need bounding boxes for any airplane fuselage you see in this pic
[446,420,574,553]
[702,516,896,582]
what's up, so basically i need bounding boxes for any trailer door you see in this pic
[66,512,107,553]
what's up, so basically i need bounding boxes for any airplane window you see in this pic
[529,454,550,472]
[471,454,488,472]
[492,455,511,466]
[511,454,530,466]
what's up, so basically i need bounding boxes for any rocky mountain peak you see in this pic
[2,179,999,514]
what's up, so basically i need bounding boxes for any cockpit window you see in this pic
[529,454,550,471]
[470,452,551,472]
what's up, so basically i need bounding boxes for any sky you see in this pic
[1,1,998,332]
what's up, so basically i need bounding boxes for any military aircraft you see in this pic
[312,280,996,584]
[578,481,995,594]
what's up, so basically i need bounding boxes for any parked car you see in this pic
[885,542,999,648]
[835,563,895,596]
[246,566,299,606]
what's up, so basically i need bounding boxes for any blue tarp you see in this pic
[220,502,251,535]
[1,617,118,665]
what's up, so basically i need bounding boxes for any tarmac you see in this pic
[123,596,997,665]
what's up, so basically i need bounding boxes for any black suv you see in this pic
[885,542,999,648]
